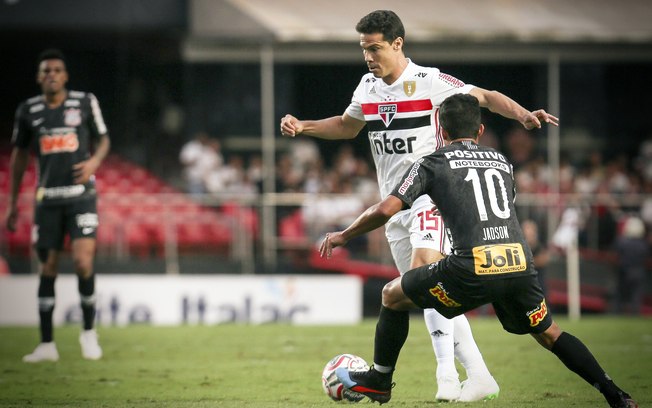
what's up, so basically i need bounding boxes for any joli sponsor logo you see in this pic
[473,243,526,275]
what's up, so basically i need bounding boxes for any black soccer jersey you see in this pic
[11,90,107,205]
[391,140,535,279]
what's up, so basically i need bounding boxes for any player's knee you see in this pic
[36,248,49,263]
[72,239,96,278]
[381,278,413,310]
[73,256,93,278]
[37,249,59,276]
[40,263,58,277]
[381,281,398,307]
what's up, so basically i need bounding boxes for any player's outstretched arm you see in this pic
[470,87,559,130]
[280,113,365,140]
[320,195,404,258]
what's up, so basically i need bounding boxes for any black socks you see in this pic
[374,306,409,369]
[551,331,622,400]
[78,274,96,330]
[37,276,56,342]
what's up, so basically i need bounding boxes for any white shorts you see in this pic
[385,194,449,274]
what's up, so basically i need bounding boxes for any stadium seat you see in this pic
[278,209,309,249]
[125,215,166,258]
[175,213,232,254]
[6,220,33,258]
[221,201,259,238]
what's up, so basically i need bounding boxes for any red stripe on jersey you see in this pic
[438,220,446,253]
[361,99,433,115]
[433,107,445,150]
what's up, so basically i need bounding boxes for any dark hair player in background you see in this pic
[6,49,110,362]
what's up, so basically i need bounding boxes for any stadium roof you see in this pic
[185,0,652,63]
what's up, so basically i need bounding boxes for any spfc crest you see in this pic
[378,104,397,127]
[64,108,82,127]
[403,80,416,97]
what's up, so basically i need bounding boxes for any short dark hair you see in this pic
[356,10,405,43]
[439,94,481,140]
[37,48,66,66]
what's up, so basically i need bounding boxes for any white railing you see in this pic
[1,191,649,276]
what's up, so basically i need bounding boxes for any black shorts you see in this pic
[401,256,552,334]
[33,198,99,250]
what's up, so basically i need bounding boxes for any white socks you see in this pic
[423,308,458,380]
[423,309,492,380]
[453,314,492,380]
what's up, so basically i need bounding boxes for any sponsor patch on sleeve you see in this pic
[438,73,465,88]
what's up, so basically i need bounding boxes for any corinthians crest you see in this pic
[64,108,82,127]
[403,80,416,97]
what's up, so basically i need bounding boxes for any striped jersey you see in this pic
[390,140,535,279]
[12,90,108,204]
[345,59,474,199]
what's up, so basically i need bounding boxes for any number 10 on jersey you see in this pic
[464,168,510,221]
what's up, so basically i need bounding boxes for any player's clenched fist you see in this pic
[280,114,304,137]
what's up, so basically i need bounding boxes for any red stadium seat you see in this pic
[3,153,240,260]
[6,220,33,258]
[124,215,166,258]
[278,209,308,249]
[175,213,232,254]
[221,201,259,238]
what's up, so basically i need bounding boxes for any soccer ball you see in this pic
[321,353,369,402]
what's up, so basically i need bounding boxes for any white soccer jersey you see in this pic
[346,59,475,199]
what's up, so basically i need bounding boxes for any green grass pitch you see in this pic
[0,316,650,407]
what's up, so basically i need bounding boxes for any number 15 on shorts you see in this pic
[417,210,439,231]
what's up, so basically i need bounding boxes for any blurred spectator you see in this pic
[522,219,550,297]
[613,216,649,315]
[303,158,327,194]
[351,158,379,205]
[558,155,576,194]
[206,154,256,196]
[275,153,303,193]
[301,175,366,249]
[587,150,605,186]
[247,154,264,187]
[332,144,357,178]
[179,132,223,197]
[574,165,599,198]
[641,181,652,228]
[552,207,584,250]
[636,138,652,182]
[477,126,500,149]
[604,154,631,195]
[289,138,320,178]
[504,127,537,170]
[584,181,619,249]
